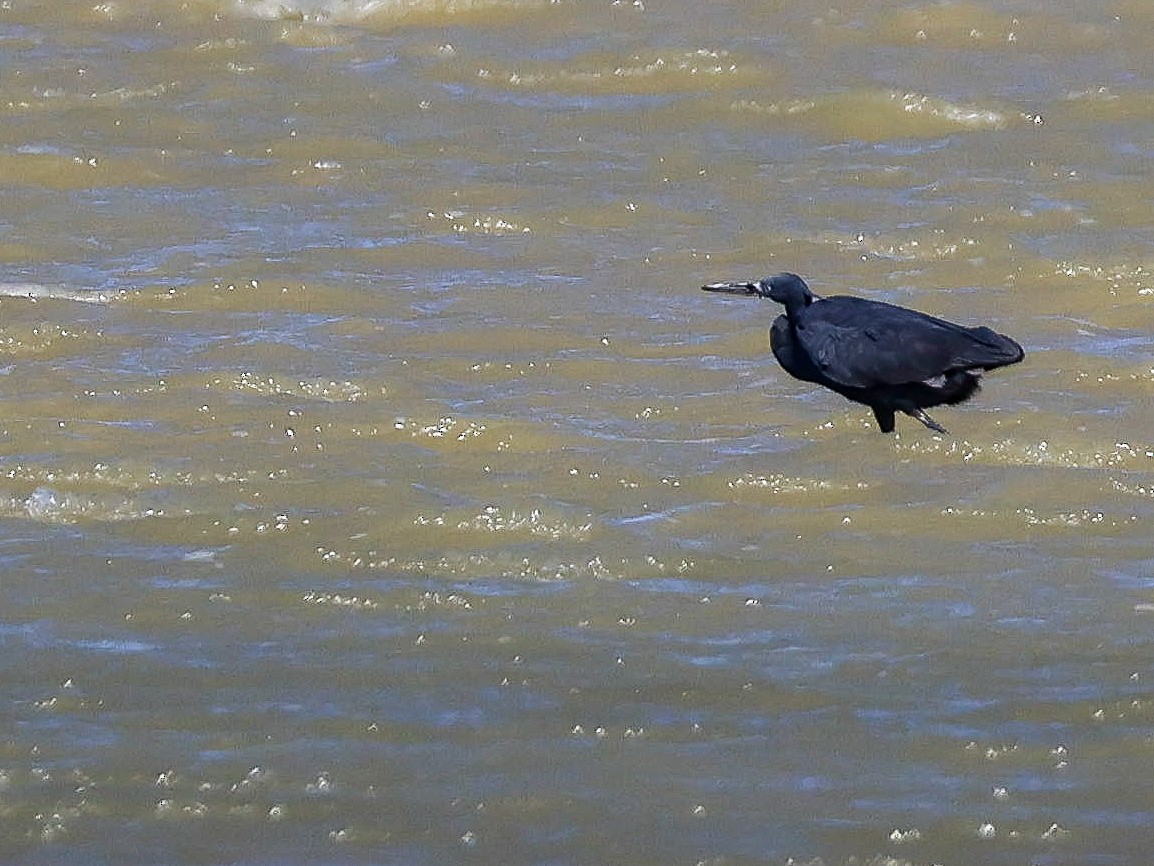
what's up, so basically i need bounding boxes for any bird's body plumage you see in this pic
[702,273,1024,434]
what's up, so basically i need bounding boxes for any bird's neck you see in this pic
[783,300,809,324]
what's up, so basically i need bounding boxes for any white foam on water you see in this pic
[0,283,121,304]
[230,0,534,23]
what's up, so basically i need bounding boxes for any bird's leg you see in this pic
[871,406,896,433]
[906,408,948,435]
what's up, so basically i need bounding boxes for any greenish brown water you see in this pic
[2,1,1154,864]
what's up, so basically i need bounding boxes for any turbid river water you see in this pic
[2,0,1154,863]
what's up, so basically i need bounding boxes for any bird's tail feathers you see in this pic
[963,327,1025,368]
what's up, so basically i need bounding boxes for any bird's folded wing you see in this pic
[804,313,1018,389]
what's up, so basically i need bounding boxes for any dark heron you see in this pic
[702,272,1024,434]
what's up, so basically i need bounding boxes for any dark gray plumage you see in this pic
[701,272,1024,434]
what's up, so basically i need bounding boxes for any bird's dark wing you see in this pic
[797,297,1022,389]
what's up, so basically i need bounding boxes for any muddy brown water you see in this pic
[2,1,1154,863]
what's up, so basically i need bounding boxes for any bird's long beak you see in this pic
[701,280,760,296]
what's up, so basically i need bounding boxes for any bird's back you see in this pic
[792,296,1023,390]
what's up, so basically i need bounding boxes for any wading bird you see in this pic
[701,272,1024,434]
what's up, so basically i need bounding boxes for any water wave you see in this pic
[229,0,540,23]
[732,90,1015,140]
[474,49,755,95]
[0,283,121,303]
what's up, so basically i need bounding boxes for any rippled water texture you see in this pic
[2,0,1154,863]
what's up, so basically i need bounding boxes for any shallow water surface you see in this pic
[2,0,1154,863]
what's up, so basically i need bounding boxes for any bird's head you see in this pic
[701,272,816,311]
